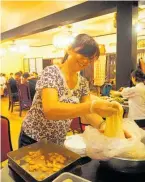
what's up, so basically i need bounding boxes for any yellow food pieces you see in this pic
[17,151,67,180]
[28,165,39,172]
[28,160,35,165]
[47,162,53,168]
[63,179,73,182]
[40,156,45,160]
[24,157,31,163]
[15,160,20,165]
[36,174,46,181]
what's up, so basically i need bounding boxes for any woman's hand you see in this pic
[99,121,106,133]
[111,101,123,117]
[91,99,119,117]
[118,87,124,92]
[124,129,132,138]
[99,128,132,138]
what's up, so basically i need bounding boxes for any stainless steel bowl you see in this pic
[100,157,145,173]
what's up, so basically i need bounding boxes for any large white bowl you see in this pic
[64,134,86,156]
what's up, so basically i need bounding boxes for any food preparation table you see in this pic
[1,159,145,182]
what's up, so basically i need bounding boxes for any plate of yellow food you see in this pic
[53,172,91,182]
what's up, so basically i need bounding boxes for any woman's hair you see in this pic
[62,34,100,63]
[131,69,145,83]
[138,59,141,69]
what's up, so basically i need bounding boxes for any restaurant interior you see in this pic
[1,1,145,182]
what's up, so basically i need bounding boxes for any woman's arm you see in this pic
[42,88,91,120]
[121,87,136,98]
[42,88,118,120]
[81,114,104,128]
[81,95,104,128]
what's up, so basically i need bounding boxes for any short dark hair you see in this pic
[10,73,13,75]
[23,72,30,79]
[19,71,23,74]
[62,34,100,63]
[131,69,145,83]
[15,72,21,77]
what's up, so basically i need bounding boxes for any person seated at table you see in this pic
[9,72,21,100]
[22,72,30,84]
[2,74,8,96]
[8,73,14,81]
[0,73,6,96]
[121,69,145,125]
[102,80,112,97]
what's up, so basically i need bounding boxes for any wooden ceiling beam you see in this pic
[1,1,116,42]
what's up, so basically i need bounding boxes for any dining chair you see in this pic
[17,83,32,117]
[6,82,19,112]
[1,116,13,163]
[70,117,83,134]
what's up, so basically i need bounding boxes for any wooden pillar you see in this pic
[116,2,138,89]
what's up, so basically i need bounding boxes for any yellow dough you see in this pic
[104,111,145,159]
[104,113,125,139]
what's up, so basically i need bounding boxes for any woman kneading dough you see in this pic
[19,34,121,148]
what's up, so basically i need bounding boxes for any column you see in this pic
[116,1,138,89]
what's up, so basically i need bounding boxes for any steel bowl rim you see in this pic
[113,157,145,162]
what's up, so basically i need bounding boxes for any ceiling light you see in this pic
[8,40,17,52]
[106,24,112,31]
[53,33,75,49]
[0,48,6,56]
[135,24,142,32]
[18,45,30,53]
[9,45,17,52]
[53,25,76,49]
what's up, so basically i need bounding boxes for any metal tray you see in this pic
[8,139,81,182]
[53,172,91,182]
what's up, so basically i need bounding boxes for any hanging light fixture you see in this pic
[18,45,30,53]
[135,23,142,32]
[8,40,30,53]
[0,48,6,56]
[9,40,18,52]
[53,25,76,49]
